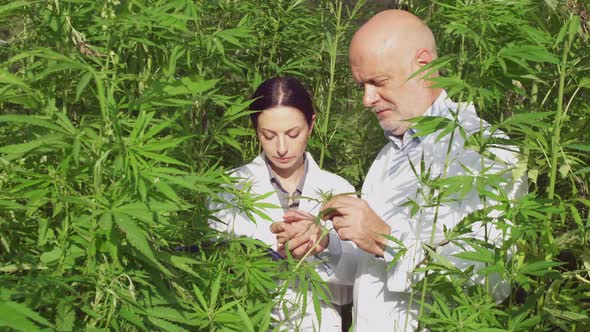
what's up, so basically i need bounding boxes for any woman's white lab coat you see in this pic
[210,152,356,331]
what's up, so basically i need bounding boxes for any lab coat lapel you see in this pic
[246,153,284,223]
[299,152,323,215]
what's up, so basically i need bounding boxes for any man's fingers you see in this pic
[320,196,352,220]
[332,215,347,229]
[321,195,367,221]
[336,226,353,241]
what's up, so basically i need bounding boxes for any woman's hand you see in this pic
[270,210,328,259]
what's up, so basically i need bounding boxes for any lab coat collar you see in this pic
[265,154,309,200]
[246,152,326,217]
[384,89,454,151]
[243,154,283,223]
[298,152,326,214]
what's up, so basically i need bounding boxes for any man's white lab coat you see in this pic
[339,91,526,331]
[210,152,356,331]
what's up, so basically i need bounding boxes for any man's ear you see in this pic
[414,48,437,82]
[416,48,434,67]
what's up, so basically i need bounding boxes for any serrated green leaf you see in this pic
[148,316,188,332]
[0,302,40,331]
[147,307,191,325]
[0,115,64,132]
[0,1,29,16]
[56,301,75,332]
[112,212,170,276]
[0,301,54,329]
[136,150,188,167]
[544,307,589,322]
[75,71,93,101]
[0,69,29,89]
[0,133,66,156]
[40,246,63,265]
[210,273,222,309]
[153,180,183,203]
[192,284,209,310]
[579,77,590,89]
[237,305,255,332]
[119,306,147,331]
[113,202,153,223]
[519,260,564,278]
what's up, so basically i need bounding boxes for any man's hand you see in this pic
[322,196,391,256]
[270,210,328,259]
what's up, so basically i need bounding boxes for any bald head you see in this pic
[349,10,442,135]
[350,10,437,65]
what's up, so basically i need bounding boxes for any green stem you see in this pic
[539,15,575,321]
[417,113,458,320]
[530,66,539,105]
[293,227,330,271]
[547,30,570,202]
[318,1,342,168]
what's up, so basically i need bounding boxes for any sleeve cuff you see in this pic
[323,230,342,256]
[314,230,342,277]
[376,230,404,263]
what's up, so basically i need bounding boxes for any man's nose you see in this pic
[277,135,287,156]
[363,85,379,108]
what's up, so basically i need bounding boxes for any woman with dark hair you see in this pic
[210,77,356,331]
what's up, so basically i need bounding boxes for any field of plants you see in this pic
[1,0,589,331]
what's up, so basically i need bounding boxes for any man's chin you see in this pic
[380,121,410,136]
[379,122,400,134]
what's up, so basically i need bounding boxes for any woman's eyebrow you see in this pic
[286,126,302,133]
[259,126,302,134]
[259,128,277,135]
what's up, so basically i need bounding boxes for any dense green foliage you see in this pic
[0,0,589,331]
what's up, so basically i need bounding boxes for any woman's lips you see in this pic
[275,157,293,163]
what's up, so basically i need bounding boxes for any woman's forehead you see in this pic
[257,106,308,129]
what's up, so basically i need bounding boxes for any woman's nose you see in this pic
[277,136,287,156]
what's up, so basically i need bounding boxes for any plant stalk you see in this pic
[318,1,342,168]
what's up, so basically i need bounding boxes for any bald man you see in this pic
[271,10,525,331]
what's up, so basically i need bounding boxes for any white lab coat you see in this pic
[210,152,356,331]
[337,91,526,331]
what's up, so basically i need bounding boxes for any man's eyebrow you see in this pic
[367,76,388,83]
[356,76,387,87]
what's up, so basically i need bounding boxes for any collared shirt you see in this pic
[265,154,309,212]
[384,128,420,152]
[384,95,449,151]
[374,90,501,264]
[264,154,342,279]
[347,90,526,331]
[209,151,356,331]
